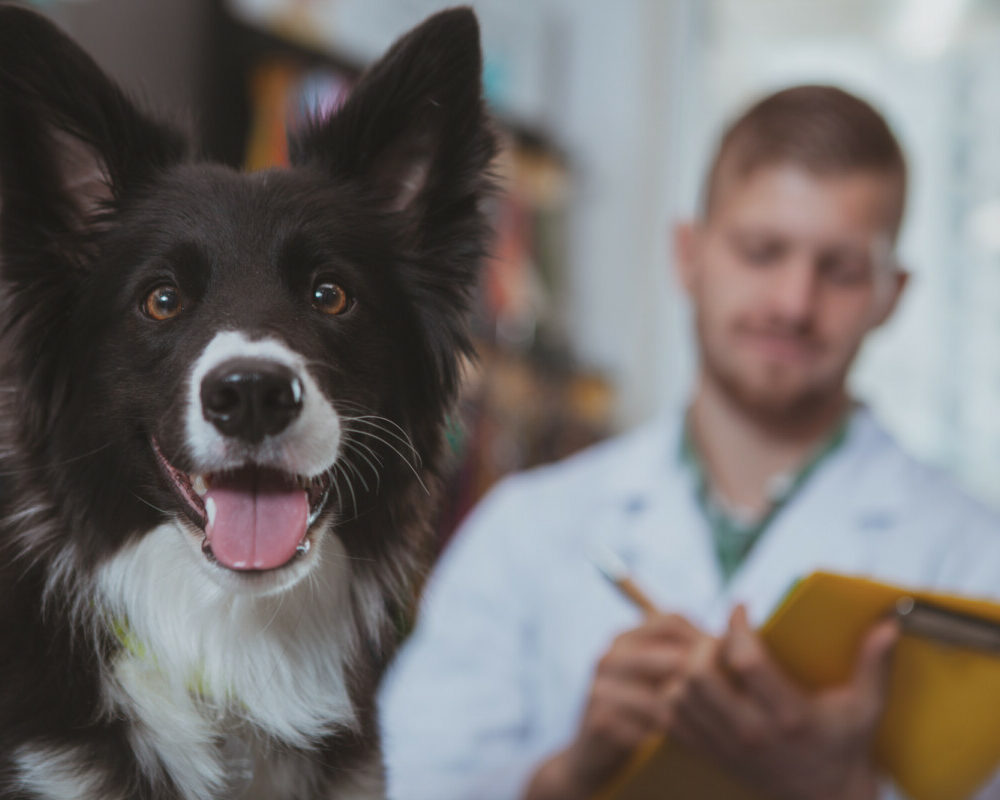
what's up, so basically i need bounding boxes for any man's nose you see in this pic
[768,259,821,324]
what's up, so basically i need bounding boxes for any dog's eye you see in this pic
[312,281,351,316]
[143,284,183,321]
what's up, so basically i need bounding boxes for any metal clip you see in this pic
[895,596,1000,654]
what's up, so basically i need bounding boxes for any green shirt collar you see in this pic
[680,411,850,582]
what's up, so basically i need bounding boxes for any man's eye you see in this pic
[821,256,872,286]
[740,244,781,265]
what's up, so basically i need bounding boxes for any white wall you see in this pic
[540,0,702,427]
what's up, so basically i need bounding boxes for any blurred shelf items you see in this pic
[212,0,614,540]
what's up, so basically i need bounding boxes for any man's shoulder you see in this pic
[454,415,674,546]
[850,407,1000,529]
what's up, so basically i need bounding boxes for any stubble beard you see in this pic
[699,326,848,432]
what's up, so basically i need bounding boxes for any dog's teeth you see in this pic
[296,539,311,556]
[192,475,208,496]
[205,497,217,528]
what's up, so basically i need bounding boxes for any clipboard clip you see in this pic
[894,596,1000,654]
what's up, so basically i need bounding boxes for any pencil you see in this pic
[590,545,660,616]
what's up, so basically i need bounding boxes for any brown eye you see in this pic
[312,281,350,316]
[143,284,183,321]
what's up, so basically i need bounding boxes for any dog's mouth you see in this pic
[151,439,332,572]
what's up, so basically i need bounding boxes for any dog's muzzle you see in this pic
[200,358,303,443]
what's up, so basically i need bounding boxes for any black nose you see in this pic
[201,359,303,443]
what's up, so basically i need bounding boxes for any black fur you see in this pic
[0,5,496,798]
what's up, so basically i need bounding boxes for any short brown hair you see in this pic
[702,85,907,232]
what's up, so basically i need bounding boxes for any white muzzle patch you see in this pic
[184,331,341,478]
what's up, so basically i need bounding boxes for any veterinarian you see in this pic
[379,86,1000,800]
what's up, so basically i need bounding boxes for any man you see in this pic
[379,86,1000,800]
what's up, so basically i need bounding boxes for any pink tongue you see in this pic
[204,469,309,571]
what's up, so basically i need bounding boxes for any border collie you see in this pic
[0,5,496,798]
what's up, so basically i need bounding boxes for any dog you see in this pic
[0,5,496,798]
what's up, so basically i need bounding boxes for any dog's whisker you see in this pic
[334,402,404,430]
[340,422,421,474]
[341,449,380,496]
[0,441,114,477]
[341,425,382,464]
[333,459,359,521]
[130,493,172,516]
[319,550,377,564]
[340,438,383,493]
[259,589,287,636]
[343,428,429,496]
[349,421,423,469]
[339,453,371,495]
[342,435,384,469]
[344,427,422,471]
[329,468,345,520]
[339,413,421,464]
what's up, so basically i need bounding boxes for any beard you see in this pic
[706,356,838,428]
[698,318,852,430]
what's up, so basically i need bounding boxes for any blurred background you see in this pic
[27,0,1000,524]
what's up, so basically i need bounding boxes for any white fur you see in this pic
[97,521,362,800]
[184,330,342,478]
[14,745,120,800]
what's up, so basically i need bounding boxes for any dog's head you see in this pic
[0,6,496,593]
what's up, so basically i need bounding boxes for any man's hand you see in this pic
[666,605,899,800]
[523,613,714,800]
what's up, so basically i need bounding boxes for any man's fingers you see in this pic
[585,706,660,754]
[850,617,899,710]
[655,634,773,759]
[670,693,731,758]
[721,604,805,728]
[669,684,747,765]
[589,677,669,735]
[632,612,702,642]
[599,614,708,684]
[599,645,688,685]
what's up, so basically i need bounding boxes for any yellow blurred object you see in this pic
[244,60,296,170]
[594,571,1000,800]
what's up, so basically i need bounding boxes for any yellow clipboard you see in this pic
[593,571,1000,800]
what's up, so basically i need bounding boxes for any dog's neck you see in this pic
[96,521,364,798]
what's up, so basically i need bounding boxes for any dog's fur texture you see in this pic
[0,6,496,798]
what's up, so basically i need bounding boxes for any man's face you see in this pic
[677,163,906,422]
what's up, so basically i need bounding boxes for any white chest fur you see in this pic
[97,523,361,800]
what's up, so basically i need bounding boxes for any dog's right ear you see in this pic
[0,5,187,274]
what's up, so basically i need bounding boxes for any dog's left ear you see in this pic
[290,7,497,243]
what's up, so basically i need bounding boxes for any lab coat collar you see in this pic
[596,410,720,615]
[588,402,942,629]
[830,404,913,525]
[604,403,910,522]
[601,408,686,508]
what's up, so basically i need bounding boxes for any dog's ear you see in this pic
[0,5,187,271]
[290,7,497,240]
[291,8,498,402]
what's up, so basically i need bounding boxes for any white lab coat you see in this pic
[379,406,1000,800]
